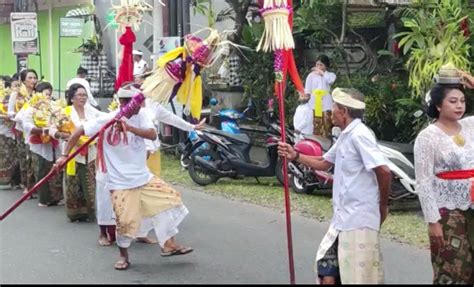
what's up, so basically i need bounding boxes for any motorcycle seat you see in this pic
[208,129,251,145]
[378,141,413,154]
[303,135,332,151]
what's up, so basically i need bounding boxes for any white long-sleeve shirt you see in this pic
[293,103,313,136]
[22,107,60,161]
[304,71,336,111]
[143,100,195,152]
[7,92,24,133]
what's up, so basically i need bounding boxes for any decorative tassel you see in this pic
[142,59,184,104]
[257,0,294,52]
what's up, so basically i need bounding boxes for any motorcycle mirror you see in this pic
[210,98,218,106]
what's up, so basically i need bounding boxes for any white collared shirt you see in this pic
[323,119,387,231]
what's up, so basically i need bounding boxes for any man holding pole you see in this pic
[278,88,392,284]
[55,87,193,271]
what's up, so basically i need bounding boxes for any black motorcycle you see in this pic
[186,116,294,186]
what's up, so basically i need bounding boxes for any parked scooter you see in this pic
[178,98,254,169]
[288,128,338,194]
[378,141,416,200]
[288,126,417,201]
[186,111,294,186]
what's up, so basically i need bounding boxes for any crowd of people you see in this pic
[0,60,473,284]
[0,67,205,271]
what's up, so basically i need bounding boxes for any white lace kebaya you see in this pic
[414,116,474,223]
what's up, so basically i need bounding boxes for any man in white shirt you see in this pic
[66,67,99,108]
[278,88,392,284]
[133,50,149,76]
[56,88,193,271]
[293,92,313,142]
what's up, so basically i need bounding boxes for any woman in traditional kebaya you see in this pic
[8,69,38,195]
[414,75,474,284]
[61,83,103,221]
[22,82,67,207]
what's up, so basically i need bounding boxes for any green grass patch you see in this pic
[161,154,429,248]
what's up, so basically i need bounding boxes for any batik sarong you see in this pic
[16,138,35,188]
[32,153,63,205]
[0,135,16,185]
[431,208,474,284]
[65,161,96,222]
[313,111,332,138]
[315,226,384,284]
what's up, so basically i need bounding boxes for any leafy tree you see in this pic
[394,0,471,99]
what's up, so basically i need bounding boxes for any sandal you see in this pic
[98,236,112,246]
[114,260,130,271]
[160,246,193,257]
[136,237,158,244]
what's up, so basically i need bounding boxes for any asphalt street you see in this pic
[0,184,432,284]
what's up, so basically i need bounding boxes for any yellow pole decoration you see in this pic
[142,28,239,120]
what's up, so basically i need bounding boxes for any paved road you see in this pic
[0,184,432,284]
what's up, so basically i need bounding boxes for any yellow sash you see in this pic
[64,106,94,176]
[313,89,327,117]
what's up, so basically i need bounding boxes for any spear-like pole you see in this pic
[275,49,296,284]
[257,0,301,283]
[0,93,145,221]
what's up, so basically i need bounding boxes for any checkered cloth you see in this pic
[80,53,115,96]
[228,54,241,87]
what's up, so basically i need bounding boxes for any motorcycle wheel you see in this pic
[290,174,314,194]
[180,153,190,169]
[275,158,285,185]
[188,149,219,186]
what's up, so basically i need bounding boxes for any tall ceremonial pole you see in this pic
[257,0,304,284]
